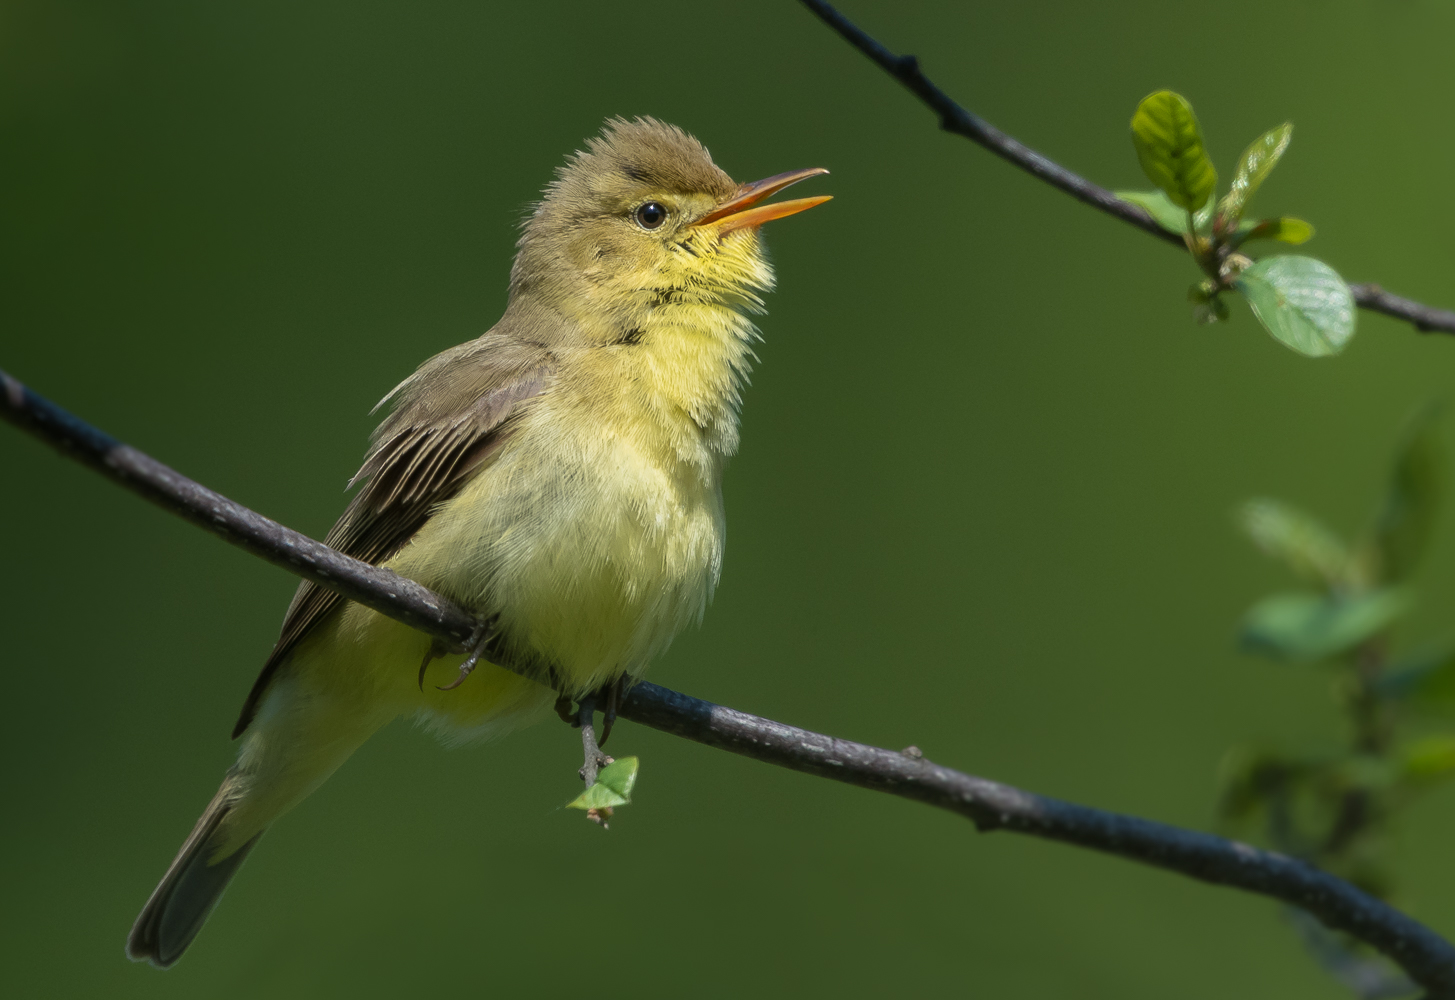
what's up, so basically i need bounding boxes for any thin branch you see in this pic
[0,371,479,652]
[797,0,1455,337]
[1350,284,1455,335]
[6,372,1455,994]
[576,694,608,789]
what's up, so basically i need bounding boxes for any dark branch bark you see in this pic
[796,0,1455,338]
[1349,284,1455,335]
[0,371,479,652]
[6,371,1455,994]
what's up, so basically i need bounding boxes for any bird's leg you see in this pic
[415,639,448,691]
[598,675,625,748]
[436,621,497,691]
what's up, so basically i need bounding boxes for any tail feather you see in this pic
[127,776,260,969]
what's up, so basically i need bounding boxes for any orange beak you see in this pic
[693,167,831,234]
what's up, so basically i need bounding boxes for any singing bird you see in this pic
[127,117,830,966]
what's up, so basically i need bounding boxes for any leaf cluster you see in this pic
[1222,410,1450,903]
[1120,91,1353,357]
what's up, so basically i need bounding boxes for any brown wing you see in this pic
[232,334,555,737]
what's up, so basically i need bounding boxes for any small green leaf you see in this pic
[566,756,640,812]
[1234,255,1356,357]
[1377,642,1455,709]
[1117,189,1214,235]
[1130,91,1218,212]
[595,756,639,798]
[1238,217,1315,245]
[1331,753,1399,793]
[1371,405,1443,582]
[1239,588,1412,662]
[1397,736,1455,787]
[1239,498,1350,586]
[1217,123,1292,231]
[567,782,627,811]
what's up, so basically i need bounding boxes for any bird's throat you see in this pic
[605,297,759,464]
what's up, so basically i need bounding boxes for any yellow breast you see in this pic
[388,297,757,710]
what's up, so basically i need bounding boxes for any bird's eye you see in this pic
[634,202,668,230]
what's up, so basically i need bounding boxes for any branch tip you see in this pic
[798,0,1455,336]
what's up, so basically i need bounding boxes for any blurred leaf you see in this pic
[1238,217,1315,245]
[1371,406,1444,582]
[1216,123,1292,232]
[1217,745,1294,820]
[1239,498,1350,587]
[1130,91,1217,211]
[1234,256,1355,357]
[1118,189,1213,235]
[566,756,639,812]
[1192,295,1229,325]
[1331,753,1398,793]
[1397,736,1455,787]
[1376,641,1455,710]
[1240,588,1412,662]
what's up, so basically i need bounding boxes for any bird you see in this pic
[126,116,830,967]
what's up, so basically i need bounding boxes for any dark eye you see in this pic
[634,201,668,230]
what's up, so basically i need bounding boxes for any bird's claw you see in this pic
[599,676,626,748]
[416,640,447,691]
[555,692,577,726]
[434,623,497,691]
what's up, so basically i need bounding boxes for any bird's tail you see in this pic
[125,608,543,968]
[126,773,258,969]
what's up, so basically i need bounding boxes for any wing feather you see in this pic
[231,335,555,737]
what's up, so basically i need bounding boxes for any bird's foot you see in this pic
[554,691,576,725]
[436,622,498,691]
[598,675,627,748]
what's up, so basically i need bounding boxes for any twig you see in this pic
[4,369,1454,996]
[1349,284,1455,336]
[576,694,608,789]
[796,0,1455,337]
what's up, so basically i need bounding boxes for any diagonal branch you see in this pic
[797,0,1455,337]
[5,371,1455,995]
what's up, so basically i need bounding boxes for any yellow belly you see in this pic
[373,381,725,735]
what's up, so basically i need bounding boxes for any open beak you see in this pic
[693,167,831,234]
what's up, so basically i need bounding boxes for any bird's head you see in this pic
[510,117,829,340]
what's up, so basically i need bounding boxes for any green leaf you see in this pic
[1233,255,1356,357]
[1217,123,1292,231]
[1397,736,1455,787]
[1239,498,1350,586]
[566,756,639,812]
[1130,91,1218,212]
[1239,588,1412,662]
[1238,217,1315,245]
[1332,753,1399,793]
[1376,642,1455,710]
[1371,405,1444,582]
[1117,189,1214,235]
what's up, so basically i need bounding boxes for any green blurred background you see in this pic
[5,0,1455,996]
